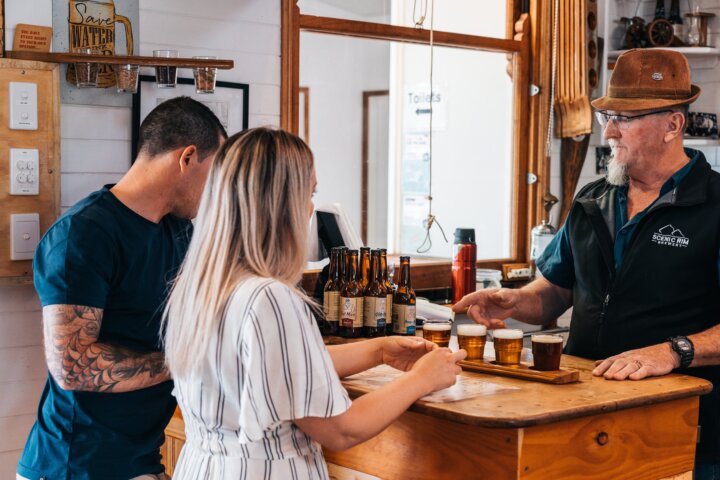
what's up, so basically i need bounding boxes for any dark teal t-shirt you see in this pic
[18,186,192,480]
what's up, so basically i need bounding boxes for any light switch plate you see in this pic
[10,213,40,261]
[10,148,39,195]
[9,82,38,130]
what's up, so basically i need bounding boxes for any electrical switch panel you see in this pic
[9,148,40,195]
[10,213,40,261]
[9,81,38,130]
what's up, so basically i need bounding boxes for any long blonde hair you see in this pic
[163,127,315,377]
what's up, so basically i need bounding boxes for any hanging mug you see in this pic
[67,0,134,88]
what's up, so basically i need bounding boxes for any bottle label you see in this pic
[323,291,339,321]
[385,294,393,326]
[341,297,364,328]
[392,304,416,335]
[363,297,386,328]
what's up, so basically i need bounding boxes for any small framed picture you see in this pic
[595,146,612,175]
[686,112,718,139]
[132,75,249,157]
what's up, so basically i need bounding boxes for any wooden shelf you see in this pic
[608,46,720,60]
[5,50,234,69]
[684,137,720,146]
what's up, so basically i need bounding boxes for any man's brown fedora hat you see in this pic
[591,49,700,111]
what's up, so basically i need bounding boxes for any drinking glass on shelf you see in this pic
[193,56,217,94]
[153,50,178,88]
[73,47,99,88]
[116,64,139,94]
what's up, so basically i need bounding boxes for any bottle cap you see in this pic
[453,228,475,244]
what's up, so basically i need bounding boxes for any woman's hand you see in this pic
[380,336,437,371]
[410,348,467,394]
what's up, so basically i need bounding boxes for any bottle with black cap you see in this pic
[452,228,476,304]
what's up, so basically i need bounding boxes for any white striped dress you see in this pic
[172,277,352,479]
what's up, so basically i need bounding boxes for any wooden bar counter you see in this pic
[162,355,711,480]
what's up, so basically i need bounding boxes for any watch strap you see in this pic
[669,336,694,369]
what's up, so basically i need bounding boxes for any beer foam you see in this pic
[492,328,523,340]
[457,324,487,336]
[423,322,451,331]
[531,334,563,343]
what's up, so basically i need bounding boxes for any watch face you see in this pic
[676,339,691,352]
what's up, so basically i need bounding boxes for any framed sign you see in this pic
[132,75,249,158]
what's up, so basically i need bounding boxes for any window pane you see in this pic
[301,33,515,260]
[298,0,507,38]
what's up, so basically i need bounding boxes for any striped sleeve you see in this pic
[236,281,351,440]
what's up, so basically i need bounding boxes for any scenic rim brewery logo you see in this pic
[652,225,689,247]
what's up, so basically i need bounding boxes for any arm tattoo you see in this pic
[43,305,170,393]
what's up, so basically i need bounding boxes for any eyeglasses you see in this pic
[594,109,674,129]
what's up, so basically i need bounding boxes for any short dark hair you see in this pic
[137,96,227,160]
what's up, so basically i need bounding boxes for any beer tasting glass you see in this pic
[493,329,524,366]
[457,324,487,360]
[193,56,218,94]
[531,334,563,371]
[154,50,179,88]
[422,320,452,348]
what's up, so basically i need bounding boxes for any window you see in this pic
[284,0,531,268]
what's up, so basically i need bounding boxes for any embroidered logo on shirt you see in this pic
[651,224,689,247]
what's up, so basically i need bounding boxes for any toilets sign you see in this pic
[404,85,447,131]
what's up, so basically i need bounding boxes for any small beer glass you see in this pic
[457,324,487,360]
[531,334,563,371]
[422,320,452,348]
[493,329,524,366]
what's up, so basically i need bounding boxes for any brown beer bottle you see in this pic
[381,249,394,336]
[322,247,342,336]
[339,250,364,338]
[359,247,371,291]
[363,250,387,337]
[392,256,416,335]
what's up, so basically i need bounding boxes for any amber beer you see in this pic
[363,250,387,337]
[322,247,342,336]
[493,329,524,365]
[422,321,451,348]
[359,247,371,291]
[457,324,487,360]
[392,256,416,335]
[531,334,563,371]
[339,250,363,338]
[381,249,394,336]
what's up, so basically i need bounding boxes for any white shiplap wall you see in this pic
[0,1,281,476]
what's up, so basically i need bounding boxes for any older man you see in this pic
[454,49,720,476]
[17,97,227,480]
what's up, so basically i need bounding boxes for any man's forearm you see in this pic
[688,324,720,368]
[512,278,573,326]
[44,304,170,393]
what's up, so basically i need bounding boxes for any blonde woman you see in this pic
[163,127,466,479]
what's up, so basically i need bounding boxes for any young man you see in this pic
[455,49,720,477]
[17,97,227,480]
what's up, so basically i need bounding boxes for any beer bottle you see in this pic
[323,247,342,336]
[669,0,683,38]
[339,250,364,338]
[392,256,416,335]
[359,247,371,291]
[363,250,387,337]
[381,249,394,336]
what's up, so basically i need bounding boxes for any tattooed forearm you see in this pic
[43,305,170,393]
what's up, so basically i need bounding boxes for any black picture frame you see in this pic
[131,75,249,158]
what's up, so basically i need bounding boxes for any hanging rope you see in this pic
[413,0,429,29]
[416,0,448,254]
[546,0,559,160]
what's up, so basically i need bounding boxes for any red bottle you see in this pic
[452,228,476,304]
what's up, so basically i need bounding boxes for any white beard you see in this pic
[606,157,629,186]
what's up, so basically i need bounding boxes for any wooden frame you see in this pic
[282,1,533,279]
[131,75,249,158]
[298,86,309,144]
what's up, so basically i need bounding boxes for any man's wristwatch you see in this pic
[668,336,694,369]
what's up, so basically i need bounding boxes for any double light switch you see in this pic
[9,82,38,130]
